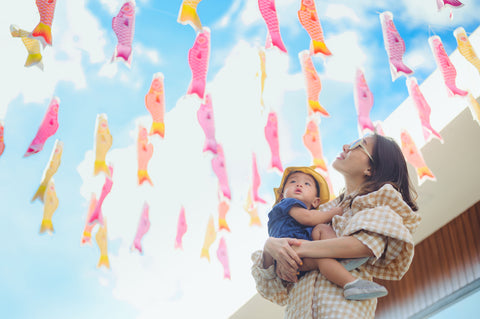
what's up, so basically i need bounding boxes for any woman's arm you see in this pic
[289,206,343,226]
[295,236,375,259]
[263,237,303,282]
[251,251,290,306]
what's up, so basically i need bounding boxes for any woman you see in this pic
[252,133,421,318]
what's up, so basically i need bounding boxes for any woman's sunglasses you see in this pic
[348,136,374,163]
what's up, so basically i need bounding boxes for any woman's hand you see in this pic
[264,237,303,281]
[276,261,298,282]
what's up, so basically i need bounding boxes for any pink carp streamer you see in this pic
[197,93,218,154]
[211,144,231,200]
[436,0,464,10]
[0,121,4,157]
[132,202,151,254]
[88,166,114,226]
[406,77,443,143]
[258,0,287,53]
[24,97,60,157]
[175,206,188,250]
[81,193,97,245]
[379,11,413,81]
[216,237,231,279]
[264,111,283,172]
[354,69,375,136]
[429,35,468,97]
[251,153,266,204]
[112,1,135,66]
[187,27,210,99]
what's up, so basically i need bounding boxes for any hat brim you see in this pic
[273,166,330,209]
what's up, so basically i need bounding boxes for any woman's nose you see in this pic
[343,144,349,152]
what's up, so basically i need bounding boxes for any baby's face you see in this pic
[282,172,319,208]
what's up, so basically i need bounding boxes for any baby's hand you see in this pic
[332,206,344,216]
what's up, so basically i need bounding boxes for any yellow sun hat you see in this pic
[273,166,330,209]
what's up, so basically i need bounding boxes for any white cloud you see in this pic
[99,0,127,15]
[240,0,262,27]
[324,3,361,23]
[98,0,155,18]
[275,0,303,34]
[323,31,368,83]
[134,43,162,65]
[98,62,119,78]
[61,0,107,64]
[97,33,162,79]
[327,0,392,30]
[404,44,436,75]
[214,0,243,29]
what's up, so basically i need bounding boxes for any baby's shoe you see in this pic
[343,279,388,300]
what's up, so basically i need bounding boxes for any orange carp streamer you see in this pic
[400,130,436,185]
[298,0,331,56]
[200,215,217,261]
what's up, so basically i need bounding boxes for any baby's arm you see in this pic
[289,206,343,226]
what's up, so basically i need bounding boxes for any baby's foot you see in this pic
[343,279,388,300]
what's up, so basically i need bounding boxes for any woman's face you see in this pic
[332,135,375,179]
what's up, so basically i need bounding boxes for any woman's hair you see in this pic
[340,134,418,211]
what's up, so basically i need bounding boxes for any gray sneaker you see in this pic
[343,279,388,300]
[340,257,370,271]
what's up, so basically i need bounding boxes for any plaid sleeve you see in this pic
[251,250,289,306]
[353,230,387,261]
[339,184,421,280]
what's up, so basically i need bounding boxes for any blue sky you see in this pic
[1,1,479,318]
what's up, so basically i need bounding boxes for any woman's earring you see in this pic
[365,168,372,177]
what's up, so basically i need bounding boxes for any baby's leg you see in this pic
[311,223,336,241]
[305,224,358,288]
[306,225,388,300]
